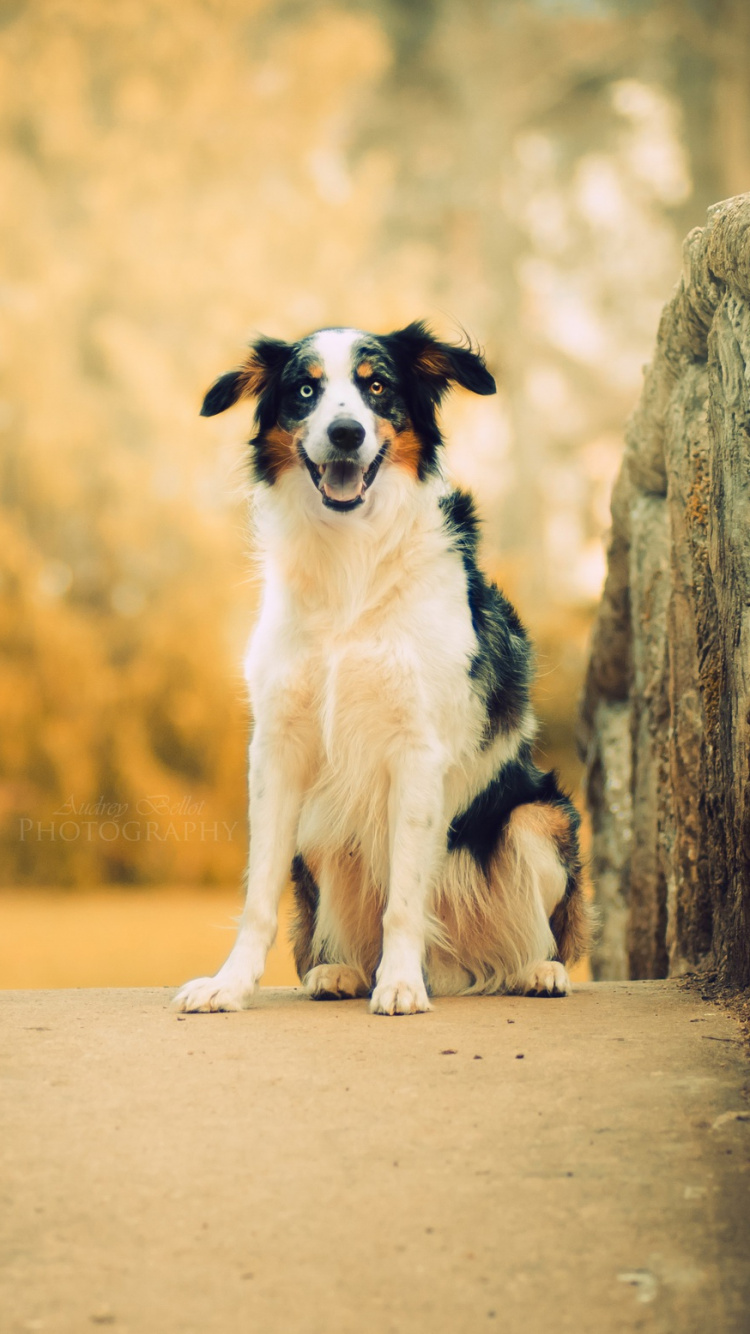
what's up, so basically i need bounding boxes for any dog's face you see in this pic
[201,322,496,514]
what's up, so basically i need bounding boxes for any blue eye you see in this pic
[300,383,314,399]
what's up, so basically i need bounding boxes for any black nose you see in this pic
[327,417,365,451]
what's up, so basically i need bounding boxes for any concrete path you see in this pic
[1,981,748,1334]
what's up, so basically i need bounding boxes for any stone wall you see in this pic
[580,194,750,989]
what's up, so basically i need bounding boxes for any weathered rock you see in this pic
[580,194,750,989]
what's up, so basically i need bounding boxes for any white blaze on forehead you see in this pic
[310,328,363,386]
[300,327,381,472]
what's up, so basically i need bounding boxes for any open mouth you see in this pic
[301,446,386,512]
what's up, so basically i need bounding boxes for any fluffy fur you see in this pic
[174,322,589,1016]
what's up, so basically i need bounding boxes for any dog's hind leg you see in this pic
[502,797,589,998]
[292,851,374,999]
[515,958,571,996]
[290,853,319,980]
[304,965,369,999]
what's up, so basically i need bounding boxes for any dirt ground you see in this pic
[1,979,749,1334]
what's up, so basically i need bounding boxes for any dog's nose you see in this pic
[327,418,365,451]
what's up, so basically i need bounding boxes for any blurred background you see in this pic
[1,0,749,987]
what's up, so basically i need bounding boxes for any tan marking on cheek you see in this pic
[262,425,297,480]
[389,427,422,476]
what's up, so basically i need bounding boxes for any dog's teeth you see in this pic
[317,464,324,475]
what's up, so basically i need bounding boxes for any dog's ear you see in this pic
[200,336,293,417]
[200,370,244,417]
[385,321,496,397]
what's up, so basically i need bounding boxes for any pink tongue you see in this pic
[322,461,365,502]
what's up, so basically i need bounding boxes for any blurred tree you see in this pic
[0,0,747,884]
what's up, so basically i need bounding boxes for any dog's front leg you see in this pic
[173,731,302,1013]
[370,742,445,1016]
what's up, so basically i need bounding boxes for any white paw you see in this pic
[304,964,367,1000]
[370,979,432,1016]
[521,960,571,997]
[172,975,254,1013]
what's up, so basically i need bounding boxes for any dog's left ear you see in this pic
[200,336,293,416]
[386,321,496,397]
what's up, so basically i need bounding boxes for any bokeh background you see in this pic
[2,0,749,986]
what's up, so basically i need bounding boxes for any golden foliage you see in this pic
[1,1,747,885]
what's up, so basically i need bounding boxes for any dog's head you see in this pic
[201,322,496,514]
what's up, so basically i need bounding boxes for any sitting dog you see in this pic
[174,322,589,1016]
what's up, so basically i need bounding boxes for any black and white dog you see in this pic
[174,322,588,1016]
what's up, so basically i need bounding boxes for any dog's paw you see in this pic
[305,964,368,1000]
[521,960,571,997]
[370,979,432,1016]
[172,975,254,1013]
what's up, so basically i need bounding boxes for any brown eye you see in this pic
[370,380,384,395]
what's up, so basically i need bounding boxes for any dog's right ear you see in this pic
[200,370,245,417]
[200,337,293,417]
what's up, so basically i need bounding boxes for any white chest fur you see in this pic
[244,467,484,884]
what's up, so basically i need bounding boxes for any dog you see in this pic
[174,321,589,1016]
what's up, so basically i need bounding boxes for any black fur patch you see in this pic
[290,853,320,980]
[439,491,582,884]
[448,743,578,876]
[440,488,531,745]
[200,370,243,417]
